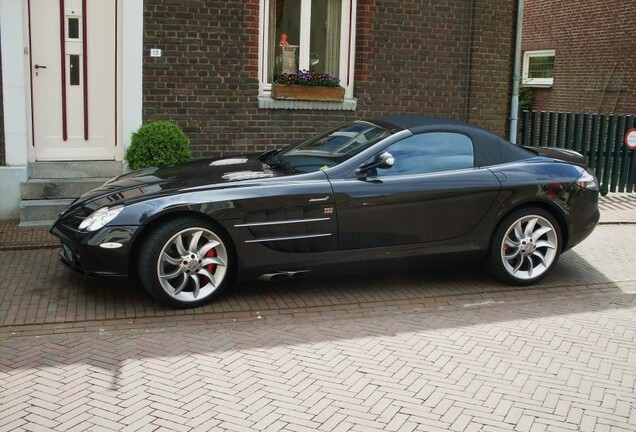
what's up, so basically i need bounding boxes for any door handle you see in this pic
[34,64,47,69]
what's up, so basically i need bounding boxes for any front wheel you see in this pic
[138,217,233,308]
[489,208,562,285]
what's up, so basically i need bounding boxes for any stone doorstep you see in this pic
[28,161,123,179]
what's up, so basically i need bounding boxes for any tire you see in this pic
[489,207,562,285]
[138,216,233,308]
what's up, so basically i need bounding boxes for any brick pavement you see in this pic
[0,195,635,431]
[0,219,57,251]
[0,272,635,431]
[0,220,635,332]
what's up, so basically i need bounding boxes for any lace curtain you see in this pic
[324,0,341,77]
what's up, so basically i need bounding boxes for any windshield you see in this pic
[268,121,390,173]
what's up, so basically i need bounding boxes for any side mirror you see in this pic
[357,152,395,174]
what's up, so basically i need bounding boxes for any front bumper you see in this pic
[50,222,140,277]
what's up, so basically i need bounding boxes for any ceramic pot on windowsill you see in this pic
[271,83,345,102]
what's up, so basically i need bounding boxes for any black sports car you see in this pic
[50,116,600,307]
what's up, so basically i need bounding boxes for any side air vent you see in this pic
[236,205,337,252]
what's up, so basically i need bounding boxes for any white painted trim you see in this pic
[121,0,143,158]
[345,0,357,99]
[0,167,27,219]
[522,49,555,88]
[0,0,29,166]
[258,0,356,102]
[0,0,30,218]
[258,0,266,94]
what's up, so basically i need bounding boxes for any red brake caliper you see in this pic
[201,248,217,284]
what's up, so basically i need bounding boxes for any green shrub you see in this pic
[519,84,533,112]
[125,121,191,170]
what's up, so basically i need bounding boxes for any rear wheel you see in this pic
[489,207,561,285]
[138,217,232,308]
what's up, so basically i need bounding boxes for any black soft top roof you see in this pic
[371,115,471,132]
[368,115,534,167]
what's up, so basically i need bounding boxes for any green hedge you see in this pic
[125,121,191,170]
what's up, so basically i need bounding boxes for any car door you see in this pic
[329,132,502,249]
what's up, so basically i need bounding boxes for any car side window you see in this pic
[375,132,475,176]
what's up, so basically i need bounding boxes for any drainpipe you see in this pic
[509,0,524,144]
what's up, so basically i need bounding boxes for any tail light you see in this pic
[576,168,599,191]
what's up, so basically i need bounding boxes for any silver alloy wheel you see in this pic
[156,227,228,303]
[500,214,558,281]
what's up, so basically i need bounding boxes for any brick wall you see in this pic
[143,0,516,158]
[522,0,635,115]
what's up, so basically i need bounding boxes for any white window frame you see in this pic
[257,0,357,110]
[522,49,555,88]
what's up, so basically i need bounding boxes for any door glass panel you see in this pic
[69,55,80,85]
[68,18,80,39]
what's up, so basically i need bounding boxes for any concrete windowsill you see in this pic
[258,96,357,111]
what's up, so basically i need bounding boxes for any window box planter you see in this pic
[271,83,345,102]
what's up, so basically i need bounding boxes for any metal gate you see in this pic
[519,111,636,194]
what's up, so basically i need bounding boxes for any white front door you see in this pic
[29,0,117,161]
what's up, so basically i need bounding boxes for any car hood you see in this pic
[75,153,283,207]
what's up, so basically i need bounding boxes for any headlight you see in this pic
[79,205,125,231]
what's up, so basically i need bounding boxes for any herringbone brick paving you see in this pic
[1,284,635,431]
[1,217,635,430]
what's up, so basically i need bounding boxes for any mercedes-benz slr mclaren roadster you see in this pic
[50,116,600,307]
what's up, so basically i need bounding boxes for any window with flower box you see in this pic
[258,0,357,110]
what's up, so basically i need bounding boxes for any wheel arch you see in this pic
[127,210,238,282]
[490,200,569,254]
